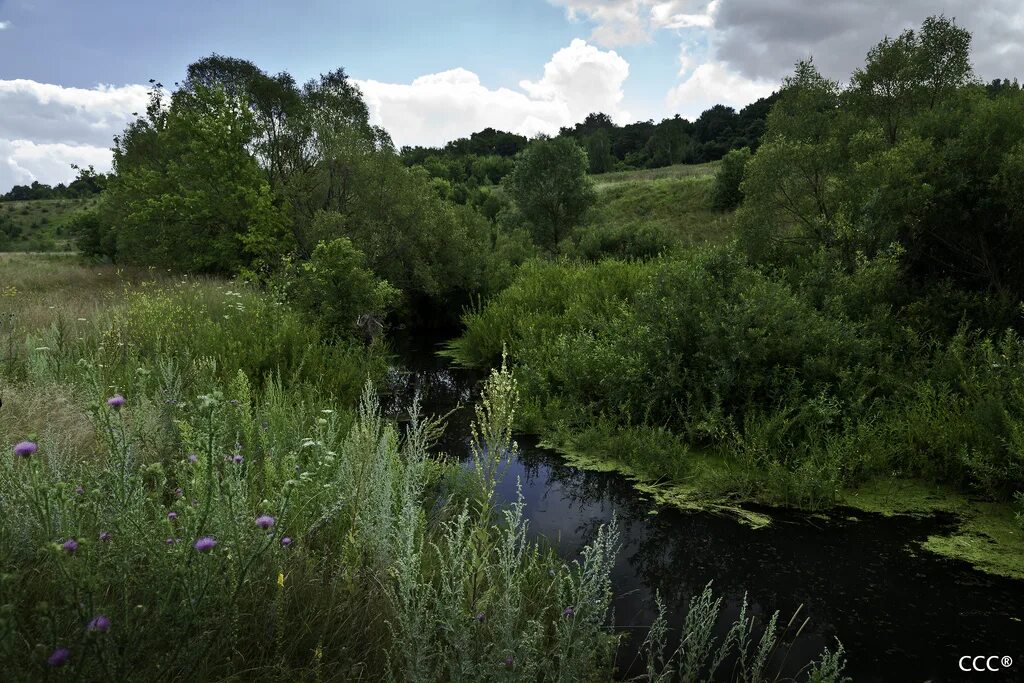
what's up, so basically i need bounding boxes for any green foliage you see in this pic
[103,85,289,273]
[284,234,399,337]
[642,584,849,683]
[0,269,634,680]
[505,137,596,252]
[0,199,96,253]
[711,147,751,210]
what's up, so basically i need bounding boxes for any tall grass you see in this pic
[1,257,848,679]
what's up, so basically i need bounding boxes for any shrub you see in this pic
[711,146,751,210]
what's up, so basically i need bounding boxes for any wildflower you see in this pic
[107,394,126,410]
[232,454,243,464]
[165,538,176,545]
[562,606,575,618]
[187,453,198,464]
[99,531,112,542]
[167,511,178,521]
[48,647,71,667]
[13,441,37,457]
[280,537,292,547]
[74,486,84,495]
[62,539,78,554]
[505,655,515,670]
[87,615,111,633]
[174,487,184,498]
[255,515,275,530]
[193,536,217,553]
[474,612,486,623]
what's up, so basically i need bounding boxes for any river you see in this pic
[384,344,1024,682]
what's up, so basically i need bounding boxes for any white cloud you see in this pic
[666,61,776,118]
[0,21,10,31]
[550,0,716,46]
[0,79,148,191]
[519,39,630,124]
[0,140,113,193]
[356,39,629,148]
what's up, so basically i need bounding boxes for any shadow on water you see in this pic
[383,342,1024,682]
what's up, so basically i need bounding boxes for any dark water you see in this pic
[383,346,1024,683]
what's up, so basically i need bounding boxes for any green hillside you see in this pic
[569,161,734,258]
[0,197,97,252]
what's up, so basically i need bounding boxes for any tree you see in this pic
[712,147,751,210]
[850,16,973,145]
[586,129,615,174]
[103,85,289,272]
[505,136,595,252]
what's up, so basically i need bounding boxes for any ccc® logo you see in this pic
[959,655,1013,672]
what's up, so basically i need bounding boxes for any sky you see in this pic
[1,0,1023,192]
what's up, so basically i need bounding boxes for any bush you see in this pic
[283,234,399,338]
[711,146,751,210]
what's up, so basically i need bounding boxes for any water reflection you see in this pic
[386,354,1024,682]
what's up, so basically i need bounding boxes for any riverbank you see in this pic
[550,430,1024,579]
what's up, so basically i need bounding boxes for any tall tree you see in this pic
[505,136,595,251]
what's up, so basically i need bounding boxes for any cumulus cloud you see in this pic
[0,140,114,194]
[551,0,716,46]
[0,79,149,191]
[0,80,150,148]
[0,21,10,30]
[356,39,629,148]
[666,61,776,118]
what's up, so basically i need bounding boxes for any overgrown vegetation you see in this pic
[0,259,846,679]
[451,16,1024,525]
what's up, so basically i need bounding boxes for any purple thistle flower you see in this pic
[61,539,78,554]
[167,511,178,521]
[474,612,486,623]
[174,487,184,498]
[255,515,275,530]
[74,485,84,495]
[106,394,126,409]
[165,537,176,545]
[562,606,575,618]
[99,531,112,542]
[48,647,71,667]
[13,441,38,457]
[187,453,198,464]
[280,537,292,547]
[193,536,217,553]
[232,454,244,464]
[87,615,111,633]
[505,655,515,670]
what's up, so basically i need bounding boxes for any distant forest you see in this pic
[0,166,108,201]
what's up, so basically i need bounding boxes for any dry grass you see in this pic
[1,253,164,334]
[0,380,98,467]
[591,160,720,189]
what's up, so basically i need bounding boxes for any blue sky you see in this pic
[1,0,1023,191]
[0,0,686,121]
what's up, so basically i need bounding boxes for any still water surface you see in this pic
[384,349,1024,682]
